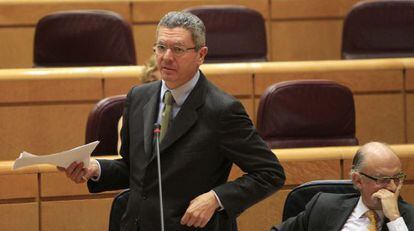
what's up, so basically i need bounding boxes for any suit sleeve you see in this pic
[212,100,285,218]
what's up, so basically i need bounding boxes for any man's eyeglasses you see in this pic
[359,172,406,185]
[153,44,196,57]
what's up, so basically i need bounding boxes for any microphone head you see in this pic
[153,123,161,134]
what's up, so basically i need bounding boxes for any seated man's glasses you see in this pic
[359,172,406,186]
[153,43,196,57]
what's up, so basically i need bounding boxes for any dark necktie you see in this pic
[160,90,173,141]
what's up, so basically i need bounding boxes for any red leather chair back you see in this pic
[184,5,267,63]
[34,10,136,67]
[342,0,414,59]
[257,80,358,149]
[85,95,126,156]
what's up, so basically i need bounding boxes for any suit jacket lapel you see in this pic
[159,73,207,153]
[143,84,161,158]
[325,196,358,231]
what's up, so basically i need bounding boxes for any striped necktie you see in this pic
[160,90,173,141]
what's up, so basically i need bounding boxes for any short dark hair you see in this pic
[157,11,206,50]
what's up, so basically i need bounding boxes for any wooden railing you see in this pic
[1,58,414,161]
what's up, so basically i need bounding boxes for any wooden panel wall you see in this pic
[1,58,413,160]
[0,0,365,68]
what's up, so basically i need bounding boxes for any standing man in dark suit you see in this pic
[61,11,285,231]
[272,142,413,231]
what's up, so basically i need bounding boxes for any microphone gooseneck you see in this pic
[153,123,165,231]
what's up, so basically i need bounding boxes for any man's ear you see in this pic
[352,171,362,190]
[197,46,208,64]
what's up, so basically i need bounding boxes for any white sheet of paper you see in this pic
[12,141,99,170]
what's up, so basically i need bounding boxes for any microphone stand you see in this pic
[153,123,165,231]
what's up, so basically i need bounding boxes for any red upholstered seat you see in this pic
[257,80,358,149]
[184,5,267,63]
[85,95,126,156]
[342,0,414,59]
[34,10,136,67]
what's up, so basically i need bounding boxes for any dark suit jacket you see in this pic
[88,72,285,231]
[277,193,414,231]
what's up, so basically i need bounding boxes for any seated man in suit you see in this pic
[60,11,285,231]
[272,142,414,231]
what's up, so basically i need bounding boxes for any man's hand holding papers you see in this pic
[13,141,100,183]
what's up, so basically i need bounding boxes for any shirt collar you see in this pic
[355,197,384,222]
[160,70,200,106]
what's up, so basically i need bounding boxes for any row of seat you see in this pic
[86,79,358,156]
[34,0,414,67]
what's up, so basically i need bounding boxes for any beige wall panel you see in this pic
[407,94,414,143]
[342,159,352,179]
[207,74,252,96]
[0,79,102,103]
[239,98,254,122]
[41,172,120,197]
[41,172,90,197]
[0,2,131,26]
[104,77,141,96]
[281,160,341,185]
[238,189,289,231]
[401,158,414,181]
[0,202,38,231]
[271,20,342,61]
[133,24,157,65]
[407,69,414,90]
[0,27,34,68]
[354,94,405,144]
[0,104,94,160]
[254,70,403,95]
[0,174,37,199]
[41,198,113,231]
[401,184,414,205]
[132,0,269,23]
[271,0,361,19]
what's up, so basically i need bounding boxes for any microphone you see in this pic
[153,123,165,231]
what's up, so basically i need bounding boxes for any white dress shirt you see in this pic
[341,197,408,231]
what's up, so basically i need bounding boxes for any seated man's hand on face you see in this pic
[180,190,220,228]
[57,159,100,184]
[372,183,403,221]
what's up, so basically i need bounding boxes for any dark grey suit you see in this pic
[278,193,414,231]
[88,72,285,231]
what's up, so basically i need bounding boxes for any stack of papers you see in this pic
[13,141,99,170]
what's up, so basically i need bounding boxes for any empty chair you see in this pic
[342,0,414,59]
[257,80,358,149]
[85,95,126,156]
[184,5,267,63]
[34,10,136,67]
[281,180,357,221]
[109,189,130,231]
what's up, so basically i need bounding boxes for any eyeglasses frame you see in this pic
[359,171,407,185]
[153,43,197,57]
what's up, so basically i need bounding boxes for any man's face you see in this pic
[353,154,402,209]
[155,27,207,89]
